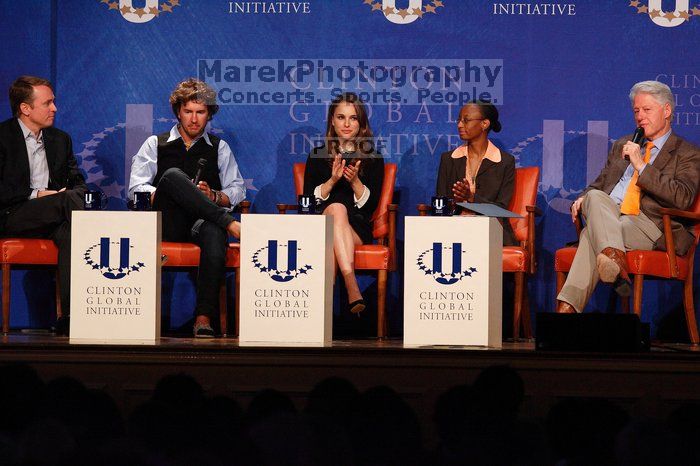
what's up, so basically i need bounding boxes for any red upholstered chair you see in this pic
[417,166,542,340]
[1,201,249,336]
[1,239,61,334]
[554,194,700,345]
[162,200,249,337]
[277,163,398,338]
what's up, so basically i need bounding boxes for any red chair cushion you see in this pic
[555,246,689,280]
[162,242,241,268]
[626,250,689,279]
[554,247,577,273]
[355,245,390,270]
[225,244,240,267]
[0,239,58,265]
[161,242,201,267]
[503,246,528,273]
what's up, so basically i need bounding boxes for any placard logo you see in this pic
[362,0,444,24]
[252,240,312,282]
[628,1,700,27]
[417,242,476,285]
[84,237,145,280]
[98,0,181,23]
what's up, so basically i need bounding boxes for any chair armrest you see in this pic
[662,214,679,278]
[659,207,700,221]
[659,207,700,278]
[525,205,543,216]
[417,204,430,216]
[234,200,251,214]
[573,213,583,236]
[276,203,299,214]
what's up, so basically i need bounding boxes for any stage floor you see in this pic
[2,333,699,443]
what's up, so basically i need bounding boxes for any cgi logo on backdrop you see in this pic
[361,0,445,25]
[98,0,181,23]
[416,242,476,285]
[629,1,700,27]
[84,237,145,280]
[510,120,615,214]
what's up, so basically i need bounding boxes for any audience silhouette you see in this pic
[0,363,693,466]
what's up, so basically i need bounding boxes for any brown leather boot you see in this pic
[556,300,577,313]
[597,247,632,297]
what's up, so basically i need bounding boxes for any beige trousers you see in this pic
[557,190,662,312]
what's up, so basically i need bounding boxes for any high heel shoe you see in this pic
[348,299,366,315]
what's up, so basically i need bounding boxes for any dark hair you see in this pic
[169,78,219,121]
[9,76,53,117]
[472,100,502,133]
[324,92,375,160]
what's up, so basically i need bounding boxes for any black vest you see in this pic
[153,132,222,190]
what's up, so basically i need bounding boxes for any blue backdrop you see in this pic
[1,0,699,338]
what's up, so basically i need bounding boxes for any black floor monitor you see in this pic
[536,313,650,352]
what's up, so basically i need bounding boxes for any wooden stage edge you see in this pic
[1,334,700,439]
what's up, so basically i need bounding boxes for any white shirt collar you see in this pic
[167,124,212,147]
[17,118,43,143]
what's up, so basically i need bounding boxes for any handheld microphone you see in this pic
[193,158,206,185]
[625,127,645,161]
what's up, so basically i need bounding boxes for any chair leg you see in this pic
[513,272,524,340]
[219,282,227,337]
[55,270,62,320]
[2,264,10,334]
[556,272,566,295]
[522,283,532,339]
[632,274,643,318]
[377,269,388,338]
[234,267,241,338]
[620,297,630,314]
[683,274,699,345]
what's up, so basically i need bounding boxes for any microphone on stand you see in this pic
[193,158,207,185]
[624,127,645,161]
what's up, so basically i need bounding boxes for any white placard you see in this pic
[404,216,502,347]
[70,211,161,341]
[239,214,333,343]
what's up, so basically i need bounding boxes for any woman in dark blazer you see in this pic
[303,92,384,314]
[436,101,517,245]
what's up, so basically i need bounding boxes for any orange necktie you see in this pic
[619,141,654,215]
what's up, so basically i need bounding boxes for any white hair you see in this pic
[629,80,674,113]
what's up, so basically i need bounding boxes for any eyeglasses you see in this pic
[458,117,484,124]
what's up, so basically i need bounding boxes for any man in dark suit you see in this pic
[557,81,700,313]
[0,76,86,334]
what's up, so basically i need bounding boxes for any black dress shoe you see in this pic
[193,322,215,339]
[348,299,366,315]
[51,316,70,336]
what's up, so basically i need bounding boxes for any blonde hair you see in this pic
[169,78,219,121]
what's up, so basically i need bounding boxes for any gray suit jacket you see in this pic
[582,132,700,255]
